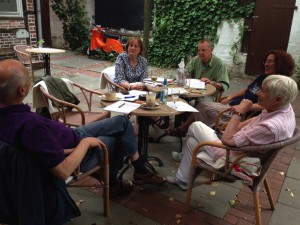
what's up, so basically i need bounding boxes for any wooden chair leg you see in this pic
[253,192,262,225]
[31,69,35,83]
[264,178,275,210]
[185,165,197,213]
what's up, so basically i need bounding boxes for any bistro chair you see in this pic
[99,66,127,93]
[33,77,110,127]
[13,45,44,83]
[185,126,300,225]
[66,144,110,217]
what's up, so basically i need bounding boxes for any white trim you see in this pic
[0,0,23,18]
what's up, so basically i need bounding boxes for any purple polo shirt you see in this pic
[0,104,81,168]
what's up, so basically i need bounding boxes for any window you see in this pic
[0,0,23,18]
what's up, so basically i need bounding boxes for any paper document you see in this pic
[188,79,205,89]
[117,90,147,102]
[104,101,140,114]
[166,101,198,112]
[167,87,188,95]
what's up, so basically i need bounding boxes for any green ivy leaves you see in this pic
[149,0,255,68]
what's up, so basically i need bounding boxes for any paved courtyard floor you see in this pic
[23,51,300,225]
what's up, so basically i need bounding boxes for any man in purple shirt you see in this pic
[0,60,166,197]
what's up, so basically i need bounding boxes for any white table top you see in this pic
[25,47,66,54]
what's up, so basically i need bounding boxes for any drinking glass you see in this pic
[171,88,180,108]
[150,75,158,82]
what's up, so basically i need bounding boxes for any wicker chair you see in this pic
[13,45,44,82]
[185,126,300,225]
[33,78,110,127]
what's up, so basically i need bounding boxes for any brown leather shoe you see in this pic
[133,172,166,185]
[109,179,134,198]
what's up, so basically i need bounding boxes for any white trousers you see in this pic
[176,121,219,183]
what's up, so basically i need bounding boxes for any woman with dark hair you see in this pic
[166,50,295,160]
[114,37,148,91]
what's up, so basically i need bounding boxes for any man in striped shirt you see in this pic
[167,75,298,190]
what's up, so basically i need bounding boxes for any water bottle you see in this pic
[160,78,168,104]
[177,58,185,87]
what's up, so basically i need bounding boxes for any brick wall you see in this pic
[0,0,37,60]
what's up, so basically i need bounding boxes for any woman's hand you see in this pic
[130,83,146,90]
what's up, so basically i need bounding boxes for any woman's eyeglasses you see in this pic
[263,59,275,64]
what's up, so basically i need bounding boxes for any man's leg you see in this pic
[75,116,166,187]
[167,122,218,190]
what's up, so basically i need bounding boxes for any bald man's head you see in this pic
[0,59,31,105]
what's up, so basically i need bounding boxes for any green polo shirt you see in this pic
[186,54,229,91]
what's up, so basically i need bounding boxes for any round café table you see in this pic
[100,97,185,175]
[25,47,65,76]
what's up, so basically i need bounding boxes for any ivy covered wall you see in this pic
[149,0,255,68]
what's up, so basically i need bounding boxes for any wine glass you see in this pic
[151,75,158,82]
[171,88,180,108]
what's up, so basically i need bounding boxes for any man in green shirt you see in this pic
[186,38,229,92]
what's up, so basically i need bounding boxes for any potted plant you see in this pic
[37,39,45,48]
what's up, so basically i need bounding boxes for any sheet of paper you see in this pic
[117,90,147,102]
[188,79,205,89]
[104,101,140,114]
[167,87,188,95]
[166,101,198,112]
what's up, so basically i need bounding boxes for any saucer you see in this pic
[141,102,160,110]
[100,96,121,102]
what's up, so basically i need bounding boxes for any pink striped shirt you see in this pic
[206,104,295,161]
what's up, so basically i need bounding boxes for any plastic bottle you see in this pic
[177,58,185,86]
[160,78,168,104]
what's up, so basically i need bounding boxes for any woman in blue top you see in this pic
[114,37,148,91]
[166,50,295,138]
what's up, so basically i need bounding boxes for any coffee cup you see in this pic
[146,92,156,107]
[105,91,117,101]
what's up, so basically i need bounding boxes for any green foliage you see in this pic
[295,57,300,77]
[149,0,255,68]
[51,0,90,51]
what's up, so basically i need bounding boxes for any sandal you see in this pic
[109,179,134,198]
[165,127,186,137]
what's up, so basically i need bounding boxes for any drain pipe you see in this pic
[36,0,43,42]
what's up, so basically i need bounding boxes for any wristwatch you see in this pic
[233,111,243,117]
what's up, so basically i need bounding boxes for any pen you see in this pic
[124,96,135,99]
[118,103,125,108]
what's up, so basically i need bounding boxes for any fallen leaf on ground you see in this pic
[243,217,247,220]
[286,188,291,192]
[142,208,148,212]
[290,192,294,197]
[169,197,174,201]
[77,199,85,203]
[175,214,183,219]
[176,219,181,224]
[211,182,218,187]
[229,200,236,207]
[279,171,285,176]
[209,191,216,196]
